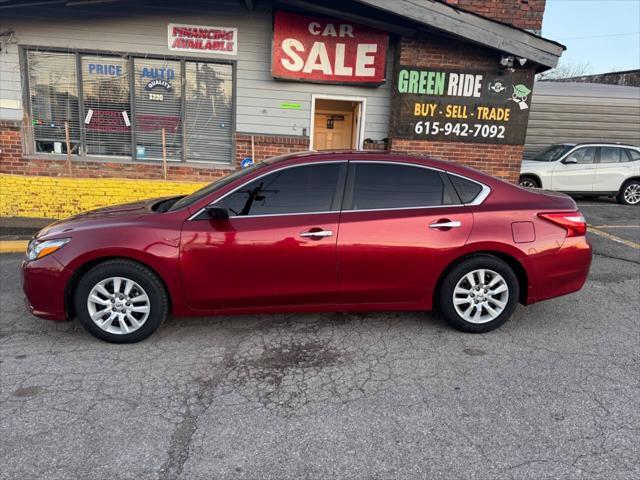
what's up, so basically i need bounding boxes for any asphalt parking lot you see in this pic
[1,199,638,480]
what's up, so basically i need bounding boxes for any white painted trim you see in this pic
[309,94,367,151]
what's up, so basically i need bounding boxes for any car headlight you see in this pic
[26,238,70,261]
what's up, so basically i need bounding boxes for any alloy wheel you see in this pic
[452,269,509,324]
[87,277,151,334]
[623,183,640,205]
[519,179,537,188]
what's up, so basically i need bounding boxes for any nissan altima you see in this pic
[22,151,592,343]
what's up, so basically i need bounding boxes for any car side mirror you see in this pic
[204,205,229,221]
[562,156,578,164]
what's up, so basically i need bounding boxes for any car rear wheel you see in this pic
[617,180,640,205]
[518,175,540,188]
[74,260,168,343]
[438,255,519,333]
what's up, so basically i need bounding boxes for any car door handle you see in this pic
[429,220,462,229]
[300,229,333,238]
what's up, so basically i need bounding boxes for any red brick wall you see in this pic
[0,122,309,181]
[235,134,309,164]
[391,139,523,183]
[392,36,535,183]
[444,0,546,31]
[0,121,22,168]
[399,36,497,70]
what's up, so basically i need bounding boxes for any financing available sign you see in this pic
[391,66,535,144]
[271,10,388,85]
[168,23,238,55]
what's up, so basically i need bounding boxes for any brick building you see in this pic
[0,0,563,218]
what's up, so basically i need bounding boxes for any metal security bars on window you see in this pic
[134,58,183,162]
[82,55,131,157]
[23,49,234,165]
[27,51,81,155]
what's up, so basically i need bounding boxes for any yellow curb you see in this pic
[0,240,28,253]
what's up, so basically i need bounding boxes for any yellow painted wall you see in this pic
[0,174,207,219]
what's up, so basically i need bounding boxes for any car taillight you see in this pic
[538,212,587,237]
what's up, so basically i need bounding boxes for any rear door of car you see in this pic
[336,161,474,305]
[594,147,638,192]
[551,146,597,192]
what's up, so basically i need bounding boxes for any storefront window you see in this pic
[81,55,131,157]
[27,51,81,155]
[134,58,182,161]
[185,62,233,163]
[23,49,234,164]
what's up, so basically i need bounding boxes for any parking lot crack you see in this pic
[158,333,242,480]
[593,251,640,265]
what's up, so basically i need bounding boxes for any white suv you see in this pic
[520,143,640,205]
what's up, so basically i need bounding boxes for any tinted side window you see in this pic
[349,163,444,210]
[623,149,640,162]
[567,147,596,164]
[600,147,622,163]
[449,174,483,203]
[218,163,342,216]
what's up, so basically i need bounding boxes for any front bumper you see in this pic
[21,254,72,321]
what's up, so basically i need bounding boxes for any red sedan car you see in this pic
[22,151,592,343]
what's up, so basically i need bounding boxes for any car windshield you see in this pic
[168,153,298,211]
[530,144,573,162]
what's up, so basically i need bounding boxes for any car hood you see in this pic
[520,160,548,169]
[35,198,164,240]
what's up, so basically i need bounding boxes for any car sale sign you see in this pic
[271,10,388,85]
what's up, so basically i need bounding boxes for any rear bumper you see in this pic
[525,236,592,304]
[21,254,72,321]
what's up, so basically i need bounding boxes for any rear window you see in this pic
[624,149,640,162]
[599,147,622,163]
[348,163,444,210]
[449,174,483,203]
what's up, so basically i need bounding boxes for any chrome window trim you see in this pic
[348,160,491,210]
[187,158,491,220]
[222,210,338,219]
[350,159,444,172]
[340,204,468,214]
[187,160,347,220]
[446,171,492,206]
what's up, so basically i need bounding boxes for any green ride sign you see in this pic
[391,66,535,145]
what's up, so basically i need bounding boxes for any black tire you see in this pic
[74,259,168,343]
[518,175,540,188]
[438,255,519,333]
[616,179,640,205]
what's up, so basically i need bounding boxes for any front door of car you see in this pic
[180,162,347,310]
[551,147,597,191]
[336,162,474,305]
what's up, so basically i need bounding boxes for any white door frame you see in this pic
[309,94,367,150]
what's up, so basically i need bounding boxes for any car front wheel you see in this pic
[617,180,640,205]
[438,255,519,333]
[518,175,540,188]
[74,259,168,343]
